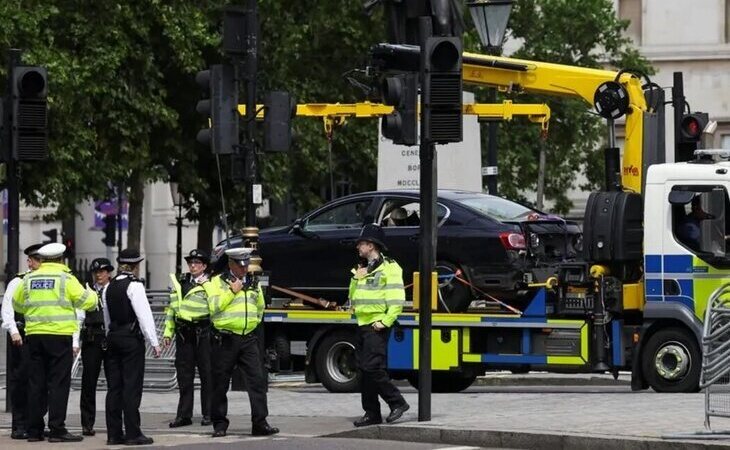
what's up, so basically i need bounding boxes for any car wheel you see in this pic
[641,327,700,393]
[435,261,472,313]
[406,371,476,393]
[315,331,360,393]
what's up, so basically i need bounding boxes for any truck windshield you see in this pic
[456,196,535,221]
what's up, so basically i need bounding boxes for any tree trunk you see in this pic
[196,210,216,255]
[127,171,145,251]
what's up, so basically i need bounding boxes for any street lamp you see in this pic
[468,0,514,53]
[468,0,514,196]
[169,181,184,277]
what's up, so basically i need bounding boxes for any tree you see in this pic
[0,1,220,249]
[464,0,652,214]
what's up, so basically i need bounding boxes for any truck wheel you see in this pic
[315,331,359,393]
[436,261,471,313]
[406,372,476,393]
[641,327,700,393]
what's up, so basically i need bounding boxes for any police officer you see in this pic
[103,249,161,446]
[12,242,98,442]
[76,257,114,436]
[164,249,214,428]
[350,224,410,427]
[1,243,43,439]
[209,247,278,437]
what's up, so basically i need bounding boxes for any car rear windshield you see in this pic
[455,196,535,221]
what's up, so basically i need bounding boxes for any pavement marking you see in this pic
[433,447,481,450]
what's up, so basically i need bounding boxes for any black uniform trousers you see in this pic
[104,329,145,441]
[356,325,406,418]
[79,327,106,429]
[211,331,268,431]
[174,324,212,420]
[8,326,29,432]
[26,334,73,438]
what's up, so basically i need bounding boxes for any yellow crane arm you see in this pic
[462,52,648,193]
[239,100,550,136]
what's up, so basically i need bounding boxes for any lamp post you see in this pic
[467,0,514,196]
[169,181,184,277]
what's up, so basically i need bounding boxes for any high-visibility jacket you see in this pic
[163,273,215,338]
[13,262,97,336]
[208,274,264,336]
[348,257,405,327]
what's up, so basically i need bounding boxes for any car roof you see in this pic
[347,189,497,201]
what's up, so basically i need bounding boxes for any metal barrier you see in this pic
[664,282,730,439]
[71,290,179,391]
[700,283,730,433]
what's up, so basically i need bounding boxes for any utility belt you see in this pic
[176,318,211,345]
[108,320,140,334]
[15,321,25,330]
[211,326,256,344]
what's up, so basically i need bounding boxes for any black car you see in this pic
[214,190,582,312]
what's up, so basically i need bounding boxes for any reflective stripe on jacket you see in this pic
[208,274,264,335]
[13,262,98,336]
[348,257,405,327]
[163,273,215,338]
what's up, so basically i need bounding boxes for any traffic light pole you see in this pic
[244,0,258,228]
[4,49,20,414]
[417,17,434,423]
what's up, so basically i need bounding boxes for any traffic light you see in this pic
[263,91,296,152]
[676,112,709,162]
[42,228,57,243]
[101,214,116,247]
[11,66,48,161]
[381,73,418,146]
[196,64,239,154]
[421,36,462,144]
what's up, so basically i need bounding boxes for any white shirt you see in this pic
[102,274,159,347]
[73,282,108,348]
[1,276,24,336]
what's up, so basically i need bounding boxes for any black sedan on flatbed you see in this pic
[214,190,582,312]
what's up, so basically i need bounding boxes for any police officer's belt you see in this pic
[176,318,210,328]
[108,321,139,332]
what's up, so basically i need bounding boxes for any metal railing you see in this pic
[700,283,730,432]
[71,290,179,391]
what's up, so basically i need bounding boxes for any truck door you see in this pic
[663,184,730,320]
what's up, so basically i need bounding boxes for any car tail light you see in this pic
[499,232,526,250]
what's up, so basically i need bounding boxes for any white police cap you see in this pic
[38,242,66,259]
[225,247,254,265]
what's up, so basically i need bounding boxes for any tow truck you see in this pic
[254,50,718,394]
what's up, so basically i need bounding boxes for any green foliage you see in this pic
[464,0,652,214]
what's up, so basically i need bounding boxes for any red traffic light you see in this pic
[679,113,708,142]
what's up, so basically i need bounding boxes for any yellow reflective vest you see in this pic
[13,262,98,336]
[348,257,405,327]
[163,274,215,338]
[208,274,264,336]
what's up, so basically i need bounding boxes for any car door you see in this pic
[375,196,449,285]
[281,197,374,301]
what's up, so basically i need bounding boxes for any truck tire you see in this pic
[406,371,476,393]
[315,331,359,393]
[436,261,471,313]
[641,327,701,393]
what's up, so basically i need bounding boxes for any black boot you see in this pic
[353,414,383,427]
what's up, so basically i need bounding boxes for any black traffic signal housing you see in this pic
[196,64,239,154]
[676,112,709,162]
[11,66,48,161]
[381,73,418,146]
[101,214,117,247]
[421,36,462,144]
[42,228,57,243]
[263,91,296,152]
